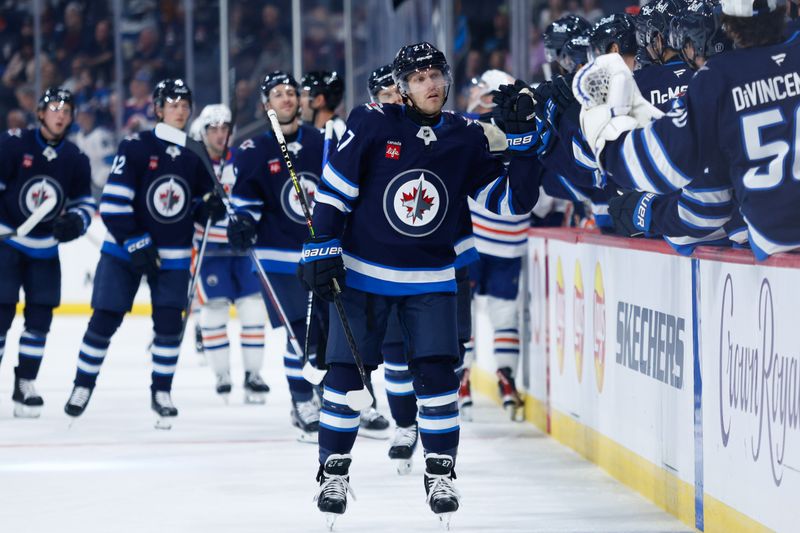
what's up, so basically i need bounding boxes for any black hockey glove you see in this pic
[608,191,656,237]
[492,81,539,153]
[226,214,257,253]
[551,74,580,126]
[125,234,161,277]
[52,211,86,243]
[297,236,345,303]
[196,191,227,224]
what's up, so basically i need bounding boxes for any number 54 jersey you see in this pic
[313,103,543,296]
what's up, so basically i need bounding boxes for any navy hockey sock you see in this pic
[318,364,363,464]
[284,319,313,402]
[383,342,417,427]
[150,307,182,392]
[75,310,124,388]
[410,357,460,459]
[16,304,54,380]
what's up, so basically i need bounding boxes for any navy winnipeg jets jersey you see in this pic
[603,32,800,259]
[98,129,212,269]
[232,124,324,274]
[313,103,542,296]
[0,128,94,258]
[634,59,692,110]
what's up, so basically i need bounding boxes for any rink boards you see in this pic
[469,228,800,533]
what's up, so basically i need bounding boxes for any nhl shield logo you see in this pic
[280,172,318,224]
[146,174,190,223]
[383,169,448,237]
[19,175,63,222]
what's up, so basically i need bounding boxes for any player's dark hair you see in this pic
[722,10,786,48]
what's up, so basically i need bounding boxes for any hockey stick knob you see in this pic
[345,387,374,411]
[301,362,327,385]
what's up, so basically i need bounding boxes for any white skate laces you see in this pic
[296,399,320,424]
[154,390,175,409]
[361,407,383,424]
[425,472,460,506]
[18,379,39,399]
[68,386,91,406]
[314,472,356,504]
[391,425,418,449]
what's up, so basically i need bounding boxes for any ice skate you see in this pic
[64,385,93,420]
[458,369,473,422]
[424,453,460,529]
[291,398,320,443]
[151,389,178,430]
[12,377,43,418]
[314,454,355,530]
[215,372,232,403]
[388,422,418,475]
[358,407,390,439]
[497,367,524,422]
[243,371,269,404]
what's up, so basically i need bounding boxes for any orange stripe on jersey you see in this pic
[472,221,528,236]
[493,337,520,343]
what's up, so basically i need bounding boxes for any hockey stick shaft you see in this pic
[0,196,58,241]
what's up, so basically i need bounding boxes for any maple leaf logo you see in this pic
[401,186,434,223]
[31,187,49,207]
[159,184,181,212]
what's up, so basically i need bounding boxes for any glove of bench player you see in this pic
[297,236,345,302]
[51,211,86,243]
[226,214,257,253]
[124,234,161,277]
[608,191,656,237]
[195,191,227,224]
[491,80,538,153]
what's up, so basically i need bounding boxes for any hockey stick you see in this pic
[267,110,373,410]
[0,196,58,241]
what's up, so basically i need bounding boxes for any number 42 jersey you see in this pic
[313,103,543,296]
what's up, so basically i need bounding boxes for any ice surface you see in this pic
[0,316,692,533]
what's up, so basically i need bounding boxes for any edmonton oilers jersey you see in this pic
[0,128,94,258]
[313,103,542,296]
[603,31,800,260]
[193,149,236,254]
[231,124,324,274]
[98,129,212,269]
[633,58,692,110]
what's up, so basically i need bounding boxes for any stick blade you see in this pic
[345,388,373,411]
[154,123,187,147]
[301,363,327,385]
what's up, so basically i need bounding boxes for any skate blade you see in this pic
[13,403,42,418]
[154,416,173,430]
[504,403,524,422]
[357,427,391,440]
[437,512,454,530]
[324,512,339,531]
[218,392,231,405]
[296,429,319,444]
[394,458,413,475]
[244,392,267,404]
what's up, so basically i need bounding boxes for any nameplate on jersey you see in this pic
[280,172,318,224]
[20,176,63,222]
[383,169,448,237]
[146,174,190,223]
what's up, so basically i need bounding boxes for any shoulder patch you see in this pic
[364,102,385,114]
[239,139,255,151]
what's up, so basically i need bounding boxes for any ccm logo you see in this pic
[507,134,533,147]
[636,193,655,228]
[303,246,342,259]
[126,237,151,253]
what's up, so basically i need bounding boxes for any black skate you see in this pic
[458,369,473,422]
[216,372,232,403]
[358,407,390,439]
[12,376,43,418]
[243,371,269,404]
[64,385,94,419]
[388,422,418,475]
[291,398,320,443]
[497,367,524,422]
[424,453,460,529]
[151,389,178,430]
[315,454,355,531]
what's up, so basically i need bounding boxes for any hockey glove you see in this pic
[226,214,257,253]
[608,191,656,237]
[298,237,345,303]
[197,191,227,224]
[125,234,161,277]
[52,211,86,243]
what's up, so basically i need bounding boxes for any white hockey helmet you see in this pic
[721,0,784,16]
[189,103,232,142]
[466,69,515,113]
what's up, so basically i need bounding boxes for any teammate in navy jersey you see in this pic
[301,42,542,525]
[64,79,225,426]
[544,15,592,77]
[574,0,800,260]
[300,71,347,142]
[187,104,271,403]
[0,87,94,418]
[226,71,326,441]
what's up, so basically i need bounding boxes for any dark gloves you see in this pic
[226,214,257,253]
[297,236,345,302]
[196,192,227,224]
[125,234,160,277]
[492,80,537,134]
[608,191,656,237]
[52,211,86,243]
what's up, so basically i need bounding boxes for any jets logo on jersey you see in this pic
[19,176,63,222]
[280,172,318,224]
[146,174,190,223]
[383,169,448,237]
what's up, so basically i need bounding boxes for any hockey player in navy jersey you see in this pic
[300,71,347,142]
[544,15,592,77]
[64,79,225,426]
[225,71,326,441]
[574,0,800,260]
[187,104,271,403]
[0,87,94,417]
[301,42,542,525]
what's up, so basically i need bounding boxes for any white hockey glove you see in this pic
[572,53,664,169]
